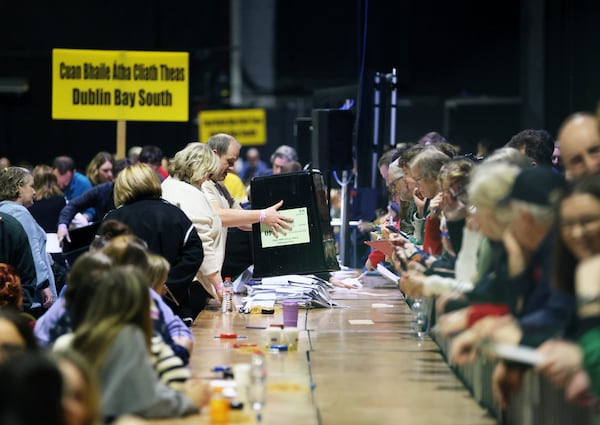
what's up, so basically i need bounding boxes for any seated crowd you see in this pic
[367,112,600,410]
[0,138,294,424]
[0,110,599,423]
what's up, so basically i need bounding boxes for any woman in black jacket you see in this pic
[102,163,204,325]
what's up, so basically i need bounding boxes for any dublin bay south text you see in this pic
[72,89,173,107]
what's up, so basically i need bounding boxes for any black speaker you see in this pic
[311,109,354,171]
[294,117,312,168]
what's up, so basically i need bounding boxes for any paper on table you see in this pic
[341,278,362,288]
[348,319,375,325]
[261,275,316,285]
[251,292,277,300]
[356,291,384,297]
[243,292,276,309]
[376,263,401,283]
[372,303,394,308]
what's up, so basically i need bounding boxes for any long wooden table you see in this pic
[150,276,496,424]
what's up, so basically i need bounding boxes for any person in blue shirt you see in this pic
[52,156,95,222]
[239,147,269,185]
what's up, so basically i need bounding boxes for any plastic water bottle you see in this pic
[222,277,233,313]
[411,298,427,339]
[248,352,267,422]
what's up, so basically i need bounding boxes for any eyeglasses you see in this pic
[441,186,459,199]
[561,215,600,234]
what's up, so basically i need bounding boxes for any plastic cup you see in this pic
[233,363,252,400]
[282,301,299,328]
[282,327,299,351]
[265,327,281,347]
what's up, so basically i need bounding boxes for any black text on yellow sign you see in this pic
[198,109,267,145]
[52,48,189,122]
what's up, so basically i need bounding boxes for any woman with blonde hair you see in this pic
[162,142,225,309]
[102,163,204,326]
[101,236,193,366]
[71,266,205,421]
[85,152,115,186]
[91,226,193,356]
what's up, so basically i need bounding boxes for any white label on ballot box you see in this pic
[260,207,310,248]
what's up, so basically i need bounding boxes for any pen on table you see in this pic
[245,325,267,329]
[214,333,248,339]
[288,280,313,286]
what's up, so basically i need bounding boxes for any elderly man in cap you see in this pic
[449,167,573,349]
[447,166,575,408]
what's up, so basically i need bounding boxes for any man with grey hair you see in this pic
[458,166,573,346]
[128,146,142,164]
[448,166,575,407]
[489,166,574,406]
[202,133,292,232]
[203,134,292,236]
[266,145,298,176]
[203,134,294,278]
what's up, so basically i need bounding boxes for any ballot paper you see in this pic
[340,278,362,288]
[488,343,544,366]
[239,274,338,313]
[45,233,62,253]
[376,263,401,284]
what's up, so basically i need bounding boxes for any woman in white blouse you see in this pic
[161,143,226,309]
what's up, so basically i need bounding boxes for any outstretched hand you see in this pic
[264,200,294,238]
[57,224,71,244]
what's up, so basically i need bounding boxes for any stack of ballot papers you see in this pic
[238,274,337,313]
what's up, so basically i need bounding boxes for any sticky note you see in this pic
[348,319,375,325]
[372,303,394,308]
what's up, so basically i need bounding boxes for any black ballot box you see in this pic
[250,170,339,277]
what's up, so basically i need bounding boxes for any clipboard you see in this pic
[364,239,395,257]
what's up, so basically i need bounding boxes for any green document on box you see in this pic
[260,207,310,248]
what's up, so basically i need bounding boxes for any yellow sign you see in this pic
[199,109,266,145]
[52,48,189,121]
[260,207,310,248]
